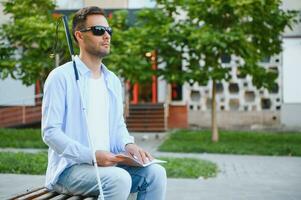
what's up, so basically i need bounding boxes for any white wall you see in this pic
[55,0,84,9]
[157,77,166,103]
[0,77,35,106]
[281,38,301,128]
[128,0,156,8]
[282,38,301,103]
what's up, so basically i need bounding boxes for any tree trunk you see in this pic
[165,83,172,129]
[211,79,219,142]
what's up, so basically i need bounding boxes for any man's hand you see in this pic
[95,150,119,167]
[125,143,153,164]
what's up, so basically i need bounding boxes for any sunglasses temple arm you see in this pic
[62,15,79,80]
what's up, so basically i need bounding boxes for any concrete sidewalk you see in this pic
[157,152,301,200]
[1,132,301,200]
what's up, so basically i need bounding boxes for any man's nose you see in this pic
[103,30,111,39]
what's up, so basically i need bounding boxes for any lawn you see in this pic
[0,152,47,174]
[160,157,218,178]
[0,128,47,148]
[0,128,219,178]
[0,152,218,178]
[159,130,301,156]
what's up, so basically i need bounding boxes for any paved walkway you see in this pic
[157,152,301,200]
[1,132,301,200]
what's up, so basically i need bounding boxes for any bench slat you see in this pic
[10,187,134,200]
[46,194,70,200]
[65,196,82,200]
[8,187,43,200]
[33,191,59,200]
[17,188,48,200]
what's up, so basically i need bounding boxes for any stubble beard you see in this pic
[86,44,110,59]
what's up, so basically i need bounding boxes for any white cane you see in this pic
[62,16,105,200]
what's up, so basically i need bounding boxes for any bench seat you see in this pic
[9,187,136,200]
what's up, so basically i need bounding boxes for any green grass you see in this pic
[0,152,218,178]
[0,128,47,148]
[159,157,218,178]
[0,152,47,174]
[159,130,301,156]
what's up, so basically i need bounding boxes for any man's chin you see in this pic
[94,49,110,58]
[100,50,110,58]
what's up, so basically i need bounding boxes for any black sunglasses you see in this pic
[80,25,113,36]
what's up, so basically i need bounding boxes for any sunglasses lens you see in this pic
[92,26,112,36]
[92,26,106,36]
[106,28,113,36]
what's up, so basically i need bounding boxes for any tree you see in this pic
[155,0,297,142]
[104,8,188,117]
[104,10,156,116]
[105,10,154,85]
[0,0,69,87]
[105,8,185,85]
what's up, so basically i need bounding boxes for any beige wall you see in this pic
[282,0,301,37]
[84,0,128,9]
[55,0,84,9]
[189,111,281,130]
[282,0,301,10]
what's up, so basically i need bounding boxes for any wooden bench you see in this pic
[8,187,95,200]
[9,187,136,200]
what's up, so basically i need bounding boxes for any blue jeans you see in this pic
[53,163,167,200]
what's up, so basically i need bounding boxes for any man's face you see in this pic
[77,14,111,58]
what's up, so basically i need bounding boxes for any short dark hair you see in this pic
[72,6,106,43]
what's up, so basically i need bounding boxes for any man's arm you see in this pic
[95,150,120,166]
[42,70,92,164]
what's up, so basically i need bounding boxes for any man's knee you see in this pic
[116,169,132,191]
[104,168,132,198]
[150,164,167,186]
[142,164,167,190]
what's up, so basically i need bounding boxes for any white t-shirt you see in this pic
[87,74,110,151]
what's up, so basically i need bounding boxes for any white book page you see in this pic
[115,154,167,167]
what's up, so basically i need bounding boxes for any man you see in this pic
[42,6,166,200]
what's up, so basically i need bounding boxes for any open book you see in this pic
[115,154,167,167]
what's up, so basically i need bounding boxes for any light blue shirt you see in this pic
[42,56,134,189]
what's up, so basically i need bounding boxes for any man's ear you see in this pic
[74,31,83,43]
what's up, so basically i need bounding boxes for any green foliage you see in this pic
[0,128,47,148]
[0,0,70,86]
[159,130,301,156]
[134,8,185,83]
[153,0,297,142]
[105,8,186,84]
[0,152,47,174]
[0,0,296,91]
[156,0,297,89]
[159,157,218,178]
[105,10,154,84]
[104,0,297,94]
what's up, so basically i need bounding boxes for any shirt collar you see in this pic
[74,55,110,80]
[74,55,90,76]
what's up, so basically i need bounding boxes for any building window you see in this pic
[171,83,182,101]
